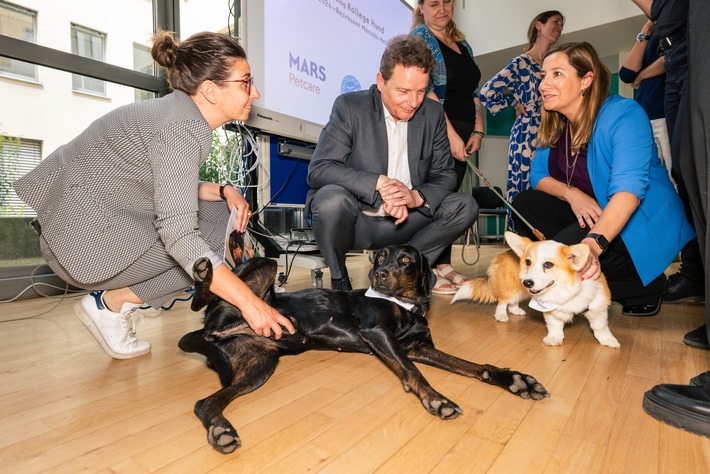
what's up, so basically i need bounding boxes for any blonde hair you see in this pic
[537,42,610,152]
[411,0,465,42]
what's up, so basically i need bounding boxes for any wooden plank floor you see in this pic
[1,243,709,473]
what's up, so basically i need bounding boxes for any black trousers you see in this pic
[682,0,710,346]
[511,189,666,306]
[310,184,478,280]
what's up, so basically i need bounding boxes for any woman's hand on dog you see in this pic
[579,241,603,282]
[240,297,296,339]
[211,264,296,339]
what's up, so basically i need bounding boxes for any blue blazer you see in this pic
[531,95,695,285]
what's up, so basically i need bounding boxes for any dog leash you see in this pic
[464,156,546,241]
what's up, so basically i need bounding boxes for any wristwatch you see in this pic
[637,32,651,42]
[586,233,610,255]
[415,189,427,207]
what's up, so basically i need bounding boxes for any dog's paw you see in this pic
[422,396,462,419]
[486,369,550,400]
[597,334,621,348]
[193,257,212,284]
[508,305,526,316]
[543,335,564,346]
[207,421,242,454]
[494,312,510,323]
[591,327,620,348]
[509,373,549,400]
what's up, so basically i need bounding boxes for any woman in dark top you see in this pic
[411,0,483,294]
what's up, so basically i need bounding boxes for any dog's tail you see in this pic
[451,277,497,304]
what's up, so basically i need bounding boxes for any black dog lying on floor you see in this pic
[179,245,549,454]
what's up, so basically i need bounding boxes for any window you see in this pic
[0,0,170,292]
[0,135,40,217]
[0,1,37,81]
[71,24,106,95]
[133,43,156,102]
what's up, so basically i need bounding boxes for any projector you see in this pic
[290,228,316,242]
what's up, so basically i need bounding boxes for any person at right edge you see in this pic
[619,19,672,181]
[642,0,710,438]
[631,0,705,314]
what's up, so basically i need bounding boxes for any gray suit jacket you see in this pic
[307,85,456,214]
[13,91,216,285]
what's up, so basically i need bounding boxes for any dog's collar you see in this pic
[528,297,561,312]
[365,287,416,312]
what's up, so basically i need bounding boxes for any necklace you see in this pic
[565,124,580,187]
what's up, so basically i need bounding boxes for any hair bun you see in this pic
[151,31,180,68]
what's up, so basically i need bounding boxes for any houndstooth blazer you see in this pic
[13,90,217,285]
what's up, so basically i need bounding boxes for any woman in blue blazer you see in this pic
[512,42,694,316]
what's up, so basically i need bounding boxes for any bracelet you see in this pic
[219,184,227,200]
[472,131,485,137]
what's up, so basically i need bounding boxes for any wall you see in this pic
[456,0,642,56]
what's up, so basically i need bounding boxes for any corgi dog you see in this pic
[452,232,619,348]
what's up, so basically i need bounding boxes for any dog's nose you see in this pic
[523,279,534,288]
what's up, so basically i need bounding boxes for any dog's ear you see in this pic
[235,258,278,304]
[563,243,591,272]
[505,231,531,257]
[418,250,435,298]
[191,257,216,311]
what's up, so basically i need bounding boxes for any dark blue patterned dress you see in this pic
[480,54,542,228]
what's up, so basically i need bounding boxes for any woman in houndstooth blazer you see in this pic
[13,31,295,359]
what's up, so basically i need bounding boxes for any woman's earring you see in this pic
[581,88,586,97]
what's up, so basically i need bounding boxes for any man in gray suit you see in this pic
[307,35,479,291]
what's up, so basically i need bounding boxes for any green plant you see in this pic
[199,131,227,183]
[0,135,22,216]
[199,129,246,188]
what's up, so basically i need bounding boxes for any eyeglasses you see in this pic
[216,76,254,94]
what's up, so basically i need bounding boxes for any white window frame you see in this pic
[132,42,156,102]
[70,23,107,96]
[0,1,38,81]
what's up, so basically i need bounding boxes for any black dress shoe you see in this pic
[622,298,661,317]
[684,324,710,350]
[663,273,705,304]
[331,277,352,291]
[690,371,710,387]
[330,267,352,292]
[643,382,710,438]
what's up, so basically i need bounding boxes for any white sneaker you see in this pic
[74,291,152,359]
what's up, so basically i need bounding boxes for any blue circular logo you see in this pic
[340,75,361,94]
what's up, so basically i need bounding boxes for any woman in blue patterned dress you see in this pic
[480,10,564,229]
